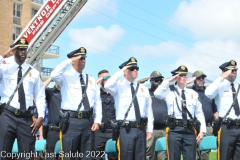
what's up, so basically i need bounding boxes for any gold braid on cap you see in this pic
[127,58,137,65]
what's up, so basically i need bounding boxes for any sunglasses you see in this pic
[103,76,110,80]
[128,66,139,71]
[153,78,162,83]
[80,57,86,60]
[224,69,238,72]
[179,74,187,77]
[196,76,205,80]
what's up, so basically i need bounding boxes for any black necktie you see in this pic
[231,83,240,116]
[80,74,90,110]
[18,66,26,111]
[130,83,141,121]
[181,90,187,125]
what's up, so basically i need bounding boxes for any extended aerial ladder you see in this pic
[14,0,88,67]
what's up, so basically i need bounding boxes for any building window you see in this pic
[13,3,21,17]
[13,3,21,25]
[13,27,21,41]
[32,9,38,18]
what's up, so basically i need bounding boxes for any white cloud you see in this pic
[131,40,240,81]
[130,41,188,58]
[68,24,125,53]
[170,0,240,41]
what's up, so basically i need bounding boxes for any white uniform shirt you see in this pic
[154,80,206,133]
[50,59,102,124]
[0,56,45,118]
[104,70,154,133]
[205,77,240,119]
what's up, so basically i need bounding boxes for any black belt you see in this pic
[175,119,194,127]
[222,118,240,127]
[49,125,60,131]
[3,104,33,118]
[62,110,90,119]
[99,124,112,130]
[101,122,113,129]
[119,120,147,128]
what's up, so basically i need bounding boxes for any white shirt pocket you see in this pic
[68,83,81,97]
[3,75,16,90]
[221,91,232,106]
[23,77,35,93]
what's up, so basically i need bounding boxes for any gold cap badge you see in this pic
[231,60,235,66]
[131,57,136,62]
[80,47,85,53]
[181,65,186,70]
[155,71,161,76]
[20,39,26,44]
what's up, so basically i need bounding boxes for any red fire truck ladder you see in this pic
[15,0,88,66]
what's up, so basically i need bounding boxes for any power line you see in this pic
[84,6,237,61]
[98,0,239,57]
[66,27,173,63]
[122,0,239,53]
[58,36,163,74]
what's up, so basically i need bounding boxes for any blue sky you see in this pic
[43,0,240,85]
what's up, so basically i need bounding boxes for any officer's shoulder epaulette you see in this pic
[24,64,39,74]
[28,64,34,68]
[139,83,148,89]
[87,74,93,78]
[188,88,198,95]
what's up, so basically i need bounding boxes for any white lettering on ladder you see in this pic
[22,0,62,39]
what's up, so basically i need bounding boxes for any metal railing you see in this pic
[46,45,60,55]
[41,67,53,76]
[32,0,43,4]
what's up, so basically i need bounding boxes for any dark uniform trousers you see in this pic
[46,130,60,160]
[166,126,196,160]
[0,110,35,160]
[94,129,118,160]
[117,127,146,160]
[218,124,240,160]
[61,117,94,160]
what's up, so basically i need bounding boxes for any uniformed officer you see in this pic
[205,60,240,160]
[105,57,154,160]
[50,47,102,160]
[93,70,117,160]
[44,78,61,160]
[154,65,206,160]
[192,70,218,160]
[0,39,45,160]
[146,71,168,160]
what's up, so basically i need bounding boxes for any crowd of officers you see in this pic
[0,39,240,160]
